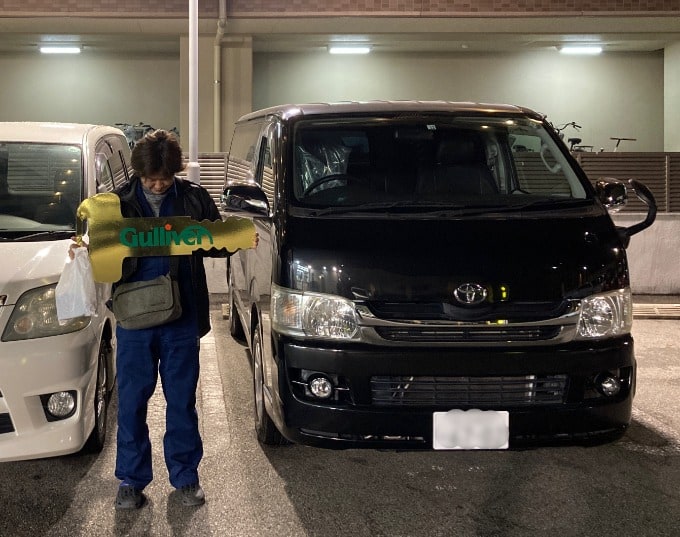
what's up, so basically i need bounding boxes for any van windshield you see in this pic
[291,116,590,213]
[0,143,82,236]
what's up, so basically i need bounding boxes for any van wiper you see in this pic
[311,201,461,216]
[11,230,74,241]
[310,198,590,216]
[453,198,592,216]
[313,201,413,216]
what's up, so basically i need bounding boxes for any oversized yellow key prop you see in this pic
[76,192,257,282]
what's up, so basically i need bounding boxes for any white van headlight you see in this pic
[272,285,359,340]
[2,285,90,342]
[576,288,632,339]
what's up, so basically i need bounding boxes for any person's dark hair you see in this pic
[131,129,185,178]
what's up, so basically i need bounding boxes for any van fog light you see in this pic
[597,374,621,397]
[46,391,76,418]
[309,376,334,399]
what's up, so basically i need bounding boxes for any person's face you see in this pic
[141,174,174,194]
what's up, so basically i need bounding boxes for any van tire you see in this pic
[82,339,111,454]
[252,327,286,446]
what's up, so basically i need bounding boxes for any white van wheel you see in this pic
[82,339,110,453]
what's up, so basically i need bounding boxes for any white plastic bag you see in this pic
[55,247,97,320]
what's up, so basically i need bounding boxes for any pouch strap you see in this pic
[169,256,180,279]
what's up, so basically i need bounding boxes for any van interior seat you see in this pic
[417,134,498,196]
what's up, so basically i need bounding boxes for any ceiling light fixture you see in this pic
[559,45,603,55]
[39,46,82,54]
[328,45,371,55]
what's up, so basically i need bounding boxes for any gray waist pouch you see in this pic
[112,273,182,330]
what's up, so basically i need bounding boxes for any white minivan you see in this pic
[0,122,131,461]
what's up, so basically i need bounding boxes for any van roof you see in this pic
[0,122,121,144]
[236,101,543,123]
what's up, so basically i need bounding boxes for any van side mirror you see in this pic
[596,177,657,248]
[595,178,627,213]
[222,183,270,217]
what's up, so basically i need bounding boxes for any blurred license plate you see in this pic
[433,409,509,450]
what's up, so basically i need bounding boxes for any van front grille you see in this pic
[371,374,568,407]
[374,325,560,343]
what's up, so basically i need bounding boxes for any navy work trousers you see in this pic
[114,318,203,490]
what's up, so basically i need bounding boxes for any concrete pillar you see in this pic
[664,42,680,152]
[219,36,253,152]
[180,35,216,153]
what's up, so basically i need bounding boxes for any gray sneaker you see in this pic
[179,483,205,506]
[115,484,147,510]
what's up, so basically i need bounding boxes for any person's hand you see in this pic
[68,236,89,260]
[253,232,260,249]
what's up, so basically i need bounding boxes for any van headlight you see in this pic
[2,284,90,342]
[576,288,632,339]
[271,284,359,340]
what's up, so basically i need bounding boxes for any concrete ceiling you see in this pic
[0,15,677,55]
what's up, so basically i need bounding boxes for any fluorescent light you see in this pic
[559,46,603,55]
[40,46,81,54]
[328,45,371,55]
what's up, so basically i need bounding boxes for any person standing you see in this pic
[111,129,223,509]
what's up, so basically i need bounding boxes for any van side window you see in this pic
[109,151,128,190]
[227,121,264,183]
[261,131,276,208]
[107,135,131,188]
[96,156,115,193]
[95,142,115,193]
[95,137,130,193]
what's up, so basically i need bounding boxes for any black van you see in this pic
[222,101,656,450]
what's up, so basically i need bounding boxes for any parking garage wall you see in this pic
[253,49,664,152]
[0,51,180,134]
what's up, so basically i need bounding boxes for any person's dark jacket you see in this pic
[114,175,225,337]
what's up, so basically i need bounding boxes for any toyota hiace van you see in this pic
[223,102,656,450]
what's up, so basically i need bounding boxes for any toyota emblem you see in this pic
[453,283,487,305]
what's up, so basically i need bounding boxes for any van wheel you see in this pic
[82,339,110,454]
[228,273,245,341]
[252,327,286,446]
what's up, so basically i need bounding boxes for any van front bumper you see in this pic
[0,329,100,462]
[271,336,635,449]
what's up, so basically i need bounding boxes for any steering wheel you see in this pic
[302,174,356,196]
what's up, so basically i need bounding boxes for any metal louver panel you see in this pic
[176,152,680,213]
[177,153,227,206]
[668,154,680,213]
[226,158,251,183]
[576,152,668,212]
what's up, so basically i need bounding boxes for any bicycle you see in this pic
[554,121,593,152]
[610,137,637,152]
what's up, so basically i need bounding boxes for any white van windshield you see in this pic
[292,116,589,211]
[0,143,82,235]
